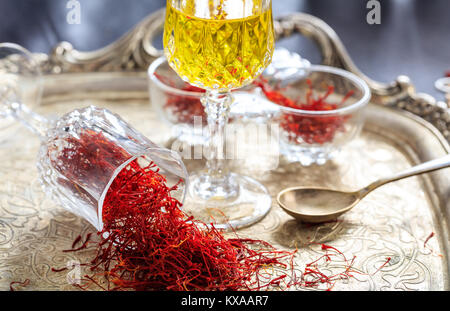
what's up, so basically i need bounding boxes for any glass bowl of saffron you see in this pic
[256,65,371,166]
[148,56,208,146]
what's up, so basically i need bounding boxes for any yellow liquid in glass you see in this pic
[163,2,274,91]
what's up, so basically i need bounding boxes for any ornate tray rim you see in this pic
[365,105,450,288]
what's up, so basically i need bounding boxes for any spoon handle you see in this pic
[358,153,450,198]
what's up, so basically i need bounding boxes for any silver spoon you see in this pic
[277,154,450,223]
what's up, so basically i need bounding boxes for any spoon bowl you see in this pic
[277,187,360,223]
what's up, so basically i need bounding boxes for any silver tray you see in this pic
[0,73,449,290]
[1,10,449,291]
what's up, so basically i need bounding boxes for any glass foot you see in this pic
[280,142,341,166]
[183,173,272,231]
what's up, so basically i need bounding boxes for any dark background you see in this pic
[1,0,449,100]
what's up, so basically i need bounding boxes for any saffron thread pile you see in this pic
[50,130,293,291]
[49,129,392,291]
[255,78,353,145]
[75,159,293,291]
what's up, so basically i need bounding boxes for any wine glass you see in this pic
[163,0,275,229]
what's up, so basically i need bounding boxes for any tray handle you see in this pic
[39,9,165,74]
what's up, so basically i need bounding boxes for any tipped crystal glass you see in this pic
[163,0,274,230]
[0,44,188,232]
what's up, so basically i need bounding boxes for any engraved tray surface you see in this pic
[0,74,449,291]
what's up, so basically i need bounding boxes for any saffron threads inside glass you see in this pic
[255,78,353,145]
[155,73,207,126]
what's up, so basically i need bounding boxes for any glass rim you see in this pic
[272,65,371,116]
[148,56,205,97]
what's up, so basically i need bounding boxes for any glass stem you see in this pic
[8,102,49,140]
[203,90,232,178]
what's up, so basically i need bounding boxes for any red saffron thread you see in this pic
[10,279,30,291]
[424,232,435,248]
[423,232,443,257]
[71,235,82,249]
[51,267,68,273]
[63,233,92,253]
[371,257,392,276]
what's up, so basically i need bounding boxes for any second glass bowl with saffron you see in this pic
[256,65,371,166]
